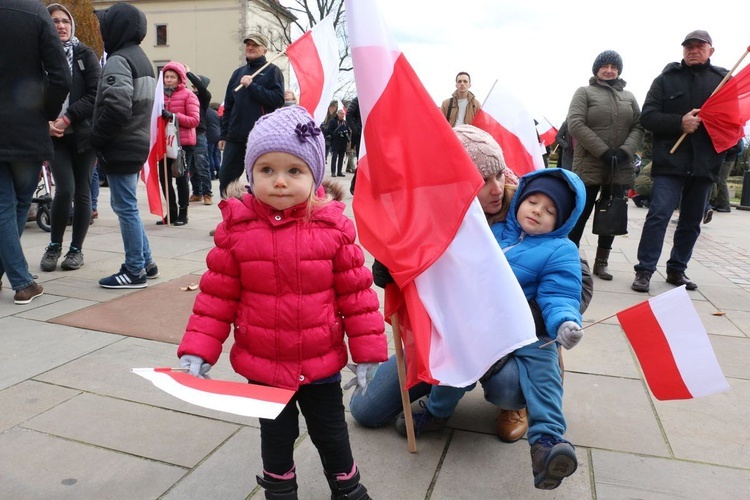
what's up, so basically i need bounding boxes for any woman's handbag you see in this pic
[165,114,186,177]
[592,158,629,236]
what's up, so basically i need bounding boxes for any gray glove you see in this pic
[556,321,583,350]
[342,363,378,394]
[179,354,212,379]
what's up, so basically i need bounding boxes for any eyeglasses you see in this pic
[52,18,71,25]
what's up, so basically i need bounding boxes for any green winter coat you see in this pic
[567,77,644,187]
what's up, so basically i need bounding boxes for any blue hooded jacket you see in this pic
[491,168,586,339]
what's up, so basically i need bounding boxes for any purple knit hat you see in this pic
[244,106,326,190]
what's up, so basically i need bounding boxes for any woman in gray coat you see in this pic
[567,50,644,280]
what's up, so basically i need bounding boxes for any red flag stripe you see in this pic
[616,302,692,400]
[153,368,295,404]
[287,31,324,116]
[473,109,538,176]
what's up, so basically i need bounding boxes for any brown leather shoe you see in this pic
[203,195,213,205]
[496,408,528,443]
[14,281,44,305]
[189,194,202,202]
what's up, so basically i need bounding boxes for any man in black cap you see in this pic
[632,30,728,293]
[218,30,285,197]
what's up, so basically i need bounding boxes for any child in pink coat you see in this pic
[178,106,387,499]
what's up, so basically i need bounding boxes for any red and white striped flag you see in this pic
[286,14,339,126]
[142,71,166,217]
[346,0,536,389]
[472,82,546,176]
[536,117,558,149]
[132,368,294,419]
[616,286,730,401]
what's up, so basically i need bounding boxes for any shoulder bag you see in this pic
[165,114,187,177]
[592,157,628,235]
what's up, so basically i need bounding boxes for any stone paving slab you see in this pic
[0,429,186,499]
[22,392,240,468]
[0,316,122,390]
[591,449,750,498]
[0,380,79,432]
[14,297,99,322]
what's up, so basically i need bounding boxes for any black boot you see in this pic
[256,474,298,499]
[174,207,188,226]
[156,209,177,226]
[592,247,613,281]
[325,468,371,500]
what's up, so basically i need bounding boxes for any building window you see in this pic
[156,24,167,46]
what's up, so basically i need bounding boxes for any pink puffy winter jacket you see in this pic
[162,61,199,146]
[178,194,388,390]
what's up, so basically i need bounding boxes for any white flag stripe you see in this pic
[650,287,730,398]
[132,369,287,419]
[415,199,537,386]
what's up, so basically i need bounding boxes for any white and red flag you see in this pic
[616,286,730,401]
[143,71,166,217]
[472,82,546,176]
[132,368,295,419]
[536,117,558,148]
[286,14,339,125]
[346,0,536,389]
[700,58,750,153]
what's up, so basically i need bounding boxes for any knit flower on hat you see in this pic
[294,121,321,142]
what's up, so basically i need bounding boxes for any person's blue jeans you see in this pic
[106,172,153,275]
[349,353,525,428]
[91,162,99,212]
[635,175,714,274]
[189,133,212,196]
[207,142,221,179]
[0,161,41,290]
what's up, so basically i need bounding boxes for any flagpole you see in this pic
[670,46,750,154]
[481,79,499,105]
[162,156,170,225]
[234,51,287,92]
[538,312,619,348]
[391,312,417,453]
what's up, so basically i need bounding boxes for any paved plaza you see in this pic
[1,177,749,499]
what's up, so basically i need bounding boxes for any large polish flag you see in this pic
[616,286,730,400]
[472,82,546,176]
[143,71,166,217]
[700,59,750,153]
[286,14,339,126]
[132,368,294,419]
[346,0,536,389]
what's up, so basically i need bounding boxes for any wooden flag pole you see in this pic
[538,312,619,349]
[234,52,287,92]
[162,156,170,225]
[670,46,750,154]
[391,313,417,453]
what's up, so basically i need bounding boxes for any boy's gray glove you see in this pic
[179,354,212,379]
[342,363,378,394]
[557,321,583,350]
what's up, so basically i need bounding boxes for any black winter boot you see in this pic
[325,468,371,500]
[592,247,613,281]
[256,474,298,499]
[174,207,188,226]
[156,209,177,226]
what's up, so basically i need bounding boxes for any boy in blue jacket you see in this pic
[398,168,585,490]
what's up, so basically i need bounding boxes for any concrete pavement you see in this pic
[2,176,749,499]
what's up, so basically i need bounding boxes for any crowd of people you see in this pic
[1,3,744,495]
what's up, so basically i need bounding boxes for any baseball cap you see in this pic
[243,31,269,47]
[682,30,712,46]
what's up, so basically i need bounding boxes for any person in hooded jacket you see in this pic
[0,0,69,304]
[157,61,200,226]
[92,2,159,289]
[566,50,644,282]
[40,3,101,273]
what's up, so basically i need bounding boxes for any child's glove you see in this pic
[342,363,378,394]
[179,354,212,379]
[372,260,394,288]
[556,321,583,350]
[161,109,173,120]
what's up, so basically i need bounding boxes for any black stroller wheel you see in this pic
[36,205,51,232]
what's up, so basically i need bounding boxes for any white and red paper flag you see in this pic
[346,0,536,389]
[132,368,295,419]
[700,57,750,153]
[286,14,339,126]
[472,82,546,176]
[143,71,166,218]
[616,286,730,401]
[536,117,558,148]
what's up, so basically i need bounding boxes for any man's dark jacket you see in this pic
[0,0,70,162]
[220,56,284,143]
[641,60,728,181]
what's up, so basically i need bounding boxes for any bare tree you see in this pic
[260,0,355,100]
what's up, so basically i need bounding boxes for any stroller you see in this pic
[28,162,53,232]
